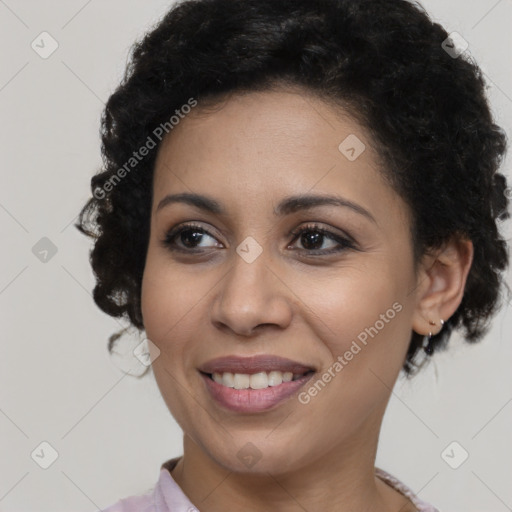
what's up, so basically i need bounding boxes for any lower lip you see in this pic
[200,372,315,413]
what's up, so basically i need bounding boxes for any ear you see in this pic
[411,236,474,336]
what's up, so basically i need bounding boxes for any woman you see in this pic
[76,0,510,510]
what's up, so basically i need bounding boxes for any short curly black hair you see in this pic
[76,0,510,376]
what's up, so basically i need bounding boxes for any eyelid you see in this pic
[287,223,357,255]
[289,222,356,246]
[162,221,222,249]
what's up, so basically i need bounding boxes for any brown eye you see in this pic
[161,222,356,256]
[161,223,222,252]
[288,224,356,255]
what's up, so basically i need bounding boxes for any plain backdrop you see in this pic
[1,1,511,511]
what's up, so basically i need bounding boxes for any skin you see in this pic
[140,88,473,512]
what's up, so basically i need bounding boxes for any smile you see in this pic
[209,370,311,389]
[197,354,317,413]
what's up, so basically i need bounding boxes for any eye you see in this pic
[288,223,356,255]
[161,222,356,255]
[161,222,222,252]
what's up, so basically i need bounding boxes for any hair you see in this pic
[76,0,510,376]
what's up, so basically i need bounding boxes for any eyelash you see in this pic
[161,222,356,256]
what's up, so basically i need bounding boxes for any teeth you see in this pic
[267,371,283,386]
[249,371,268,389]
[282,371,293,382]
[211,370,304,389]
[222,372,234,387]
[234,373,250,389]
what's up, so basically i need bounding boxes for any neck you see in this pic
[170,411,412,512]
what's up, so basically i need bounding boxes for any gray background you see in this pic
[1,1,511,510]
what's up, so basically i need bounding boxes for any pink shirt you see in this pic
[101,457,440,512]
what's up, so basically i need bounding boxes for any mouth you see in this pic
[198,355,316,413]
[201,369,315,389]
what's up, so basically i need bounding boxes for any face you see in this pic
[141,89,421,475]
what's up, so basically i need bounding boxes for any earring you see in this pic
[422,319,445,355]
[422,331,434,355]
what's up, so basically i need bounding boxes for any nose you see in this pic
[210,248,293,337]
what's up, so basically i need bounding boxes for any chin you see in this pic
[202,435,308,476]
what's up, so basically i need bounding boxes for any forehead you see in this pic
[152,89,406,224]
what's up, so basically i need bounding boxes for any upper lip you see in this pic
[198,355,316,375]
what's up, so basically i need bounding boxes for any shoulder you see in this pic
[375,467,441,512]
[99,460,183,512]
[100,489,154,512]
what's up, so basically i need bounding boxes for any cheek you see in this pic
[141,249,201,346]
[300,263,413,384]
[140,254,204,426]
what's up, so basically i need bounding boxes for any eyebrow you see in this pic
[156,192,376,223]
